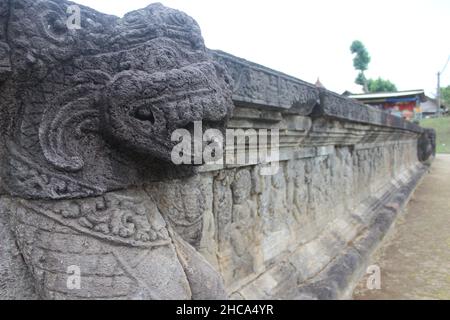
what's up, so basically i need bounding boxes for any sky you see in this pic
[74,0,450,96]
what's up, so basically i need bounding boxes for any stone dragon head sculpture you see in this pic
[0,0,234,200]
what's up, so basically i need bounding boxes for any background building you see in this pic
[421,96,448,117]
[348,90,427,121]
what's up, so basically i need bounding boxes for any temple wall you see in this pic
[0,1,435,300]
[148,115,424,299]
[146,52,432,299]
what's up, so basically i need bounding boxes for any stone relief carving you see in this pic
[1,0,233,200]
[212,51,319,113]
[229,169,263,282]
[0,0,233,299]
[146,175,213,249]
[0,0,436,301]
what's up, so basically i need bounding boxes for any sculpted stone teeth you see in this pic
[0,0,235,300]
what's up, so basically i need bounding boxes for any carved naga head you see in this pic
[0,0,234,199]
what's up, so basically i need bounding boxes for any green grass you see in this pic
[420,117,450,154]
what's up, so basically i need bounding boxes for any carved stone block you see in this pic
[0,0,233,300]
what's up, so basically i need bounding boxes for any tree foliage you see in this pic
[355,72,367,87]
[367,77,397,93]
[350,40,397,93]
[350,40,371,72]
[441,86,450,107]
[350,40,371,92]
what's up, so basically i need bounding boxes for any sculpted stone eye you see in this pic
[134,106,155,124]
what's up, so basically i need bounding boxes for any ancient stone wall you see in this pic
[0,0,435,300]
[143,52,433,299]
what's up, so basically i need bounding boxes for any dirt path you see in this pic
[353,154,450,300]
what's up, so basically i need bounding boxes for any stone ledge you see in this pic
[213,50,424,135]
[315,89,424,134]
[212,50,319,114]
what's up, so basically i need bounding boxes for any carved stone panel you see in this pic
[0,0,234,200]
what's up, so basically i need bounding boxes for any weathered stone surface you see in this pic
[0,0,436,300]
[0,0,233,200]
[0,200,38,299]
[418,128,436,163]
[212,51,319,114]
[0,0,231,300]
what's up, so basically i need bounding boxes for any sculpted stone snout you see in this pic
[0,0,234,199]
[0,0,232,299]
[101,60,233,161]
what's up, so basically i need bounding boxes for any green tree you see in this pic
[441,86,450,107]
[367,77,397,93]
[355,72,367,87]
[350,40,371,92]
[350,40,397,93]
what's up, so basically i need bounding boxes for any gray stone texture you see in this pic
[0,0,233,200]
[0,0,231,300]
[0,0,436,300]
